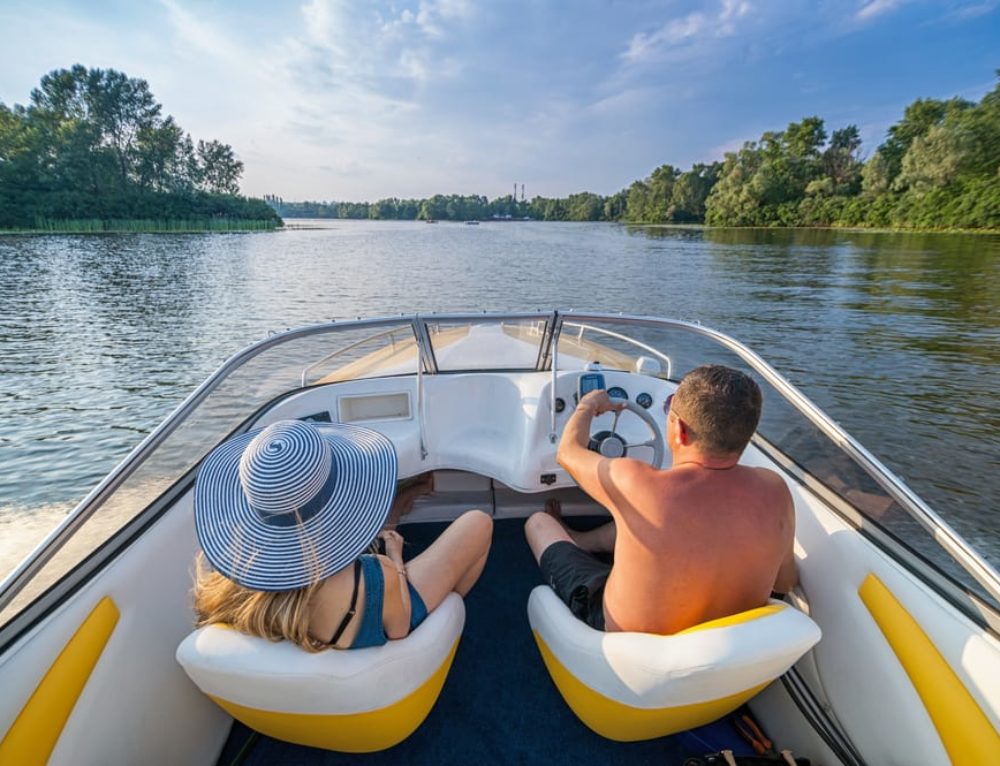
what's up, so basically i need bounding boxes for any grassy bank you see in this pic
[0,218,283,234]
[633,223,1000,235]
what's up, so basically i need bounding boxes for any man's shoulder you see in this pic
[609,456,658,481]
[742,465,794,512]
[746,464,787,486]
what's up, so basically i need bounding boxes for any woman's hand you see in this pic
[380,529,405,566]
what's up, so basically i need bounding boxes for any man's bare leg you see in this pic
[524,509,575,564]
[525,499,616,563]
[542,498,616,554]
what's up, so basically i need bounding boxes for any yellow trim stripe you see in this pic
[209,638,460,752]
[0,597,119,766]
[859,573,1000,764]
[677,603,784,635]
[533,631,769,741]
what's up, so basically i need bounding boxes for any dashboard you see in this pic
[252,369,676,492]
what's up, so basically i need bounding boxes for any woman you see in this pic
[193,419,492,651]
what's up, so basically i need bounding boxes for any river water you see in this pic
[1,221,998,573]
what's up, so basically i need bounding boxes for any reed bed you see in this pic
[1,218,282,234]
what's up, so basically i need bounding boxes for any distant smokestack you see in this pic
[521,184,525,202]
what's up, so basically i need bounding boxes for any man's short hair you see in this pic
[672,365,762,456]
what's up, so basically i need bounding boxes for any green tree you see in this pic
[880,97,972,185]
[602,189,627,221]
[895,123,970,192]
[196,139,242,195]
[0,65,272,229]
[670,163,720,222]
[823,126,862,194]
[861,150,891,198]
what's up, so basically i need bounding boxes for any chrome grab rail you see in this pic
[3,310,998,614]
[561,321,673,379]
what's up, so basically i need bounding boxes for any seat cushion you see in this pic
[176,592,464,751]
[527,586,820,740]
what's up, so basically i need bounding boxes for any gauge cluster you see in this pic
[604,384,654,408]
[568,379,657,409]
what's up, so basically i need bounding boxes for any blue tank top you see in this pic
[346,554,428,649]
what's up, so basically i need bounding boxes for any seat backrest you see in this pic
[529,586,820,709]
[176,592,464,752]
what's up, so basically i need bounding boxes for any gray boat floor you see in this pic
[217,518,752,765]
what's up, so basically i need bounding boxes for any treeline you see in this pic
[0,66,281,230]
[265,194,536,221]
[273,71,1000,230]
[268,191,626,222]
[704,76,1000,229]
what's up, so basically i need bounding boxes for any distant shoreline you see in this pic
[5,219,998,236]
[0,218,282,234]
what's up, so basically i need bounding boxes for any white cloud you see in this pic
[945,1,999,21]
[623,12,707,62]
[856,0,906,22]
[621,0,759,65]
[720,0,753,23]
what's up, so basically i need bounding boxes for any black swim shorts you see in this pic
[538,541,610,631]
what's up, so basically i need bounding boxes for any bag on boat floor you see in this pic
[684,711,811,766]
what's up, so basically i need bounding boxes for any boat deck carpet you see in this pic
[218,518,751,765]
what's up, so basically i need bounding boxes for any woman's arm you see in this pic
[379,531,412,640]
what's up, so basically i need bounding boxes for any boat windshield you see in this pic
[426,318,547,371]
[2,311,997,635]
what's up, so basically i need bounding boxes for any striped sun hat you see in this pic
[194,419,397,591]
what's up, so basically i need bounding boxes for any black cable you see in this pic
[781,669,867,766]
[225,730,260,766]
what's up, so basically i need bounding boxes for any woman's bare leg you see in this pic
[405,509,493,612]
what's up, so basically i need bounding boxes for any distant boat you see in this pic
[465,220,480,225]
[425,219,438,224]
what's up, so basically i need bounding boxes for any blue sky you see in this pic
[0,0,997,201]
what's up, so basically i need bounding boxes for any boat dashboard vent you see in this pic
[337,393,412,423]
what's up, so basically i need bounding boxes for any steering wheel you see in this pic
[588,400,665,467]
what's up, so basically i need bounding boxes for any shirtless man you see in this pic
[524,364,797,634]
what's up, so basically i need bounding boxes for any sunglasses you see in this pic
[663,393,675,415]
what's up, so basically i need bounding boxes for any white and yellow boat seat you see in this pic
[527,586,821,741]
[176,592,464,752]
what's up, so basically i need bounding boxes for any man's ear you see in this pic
[675,417,692,446]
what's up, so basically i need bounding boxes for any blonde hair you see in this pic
[193,553,326,652]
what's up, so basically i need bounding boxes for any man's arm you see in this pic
[557,390,638,515]
[773,546,799,594]
[772,482,799,594]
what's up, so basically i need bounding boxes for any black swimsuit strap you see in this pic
[328,559,362,646]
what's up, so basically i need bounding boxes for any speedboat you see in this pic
[1,311,998,765]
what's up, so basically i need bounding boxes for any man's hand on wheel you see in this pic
[578,390,625,416]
